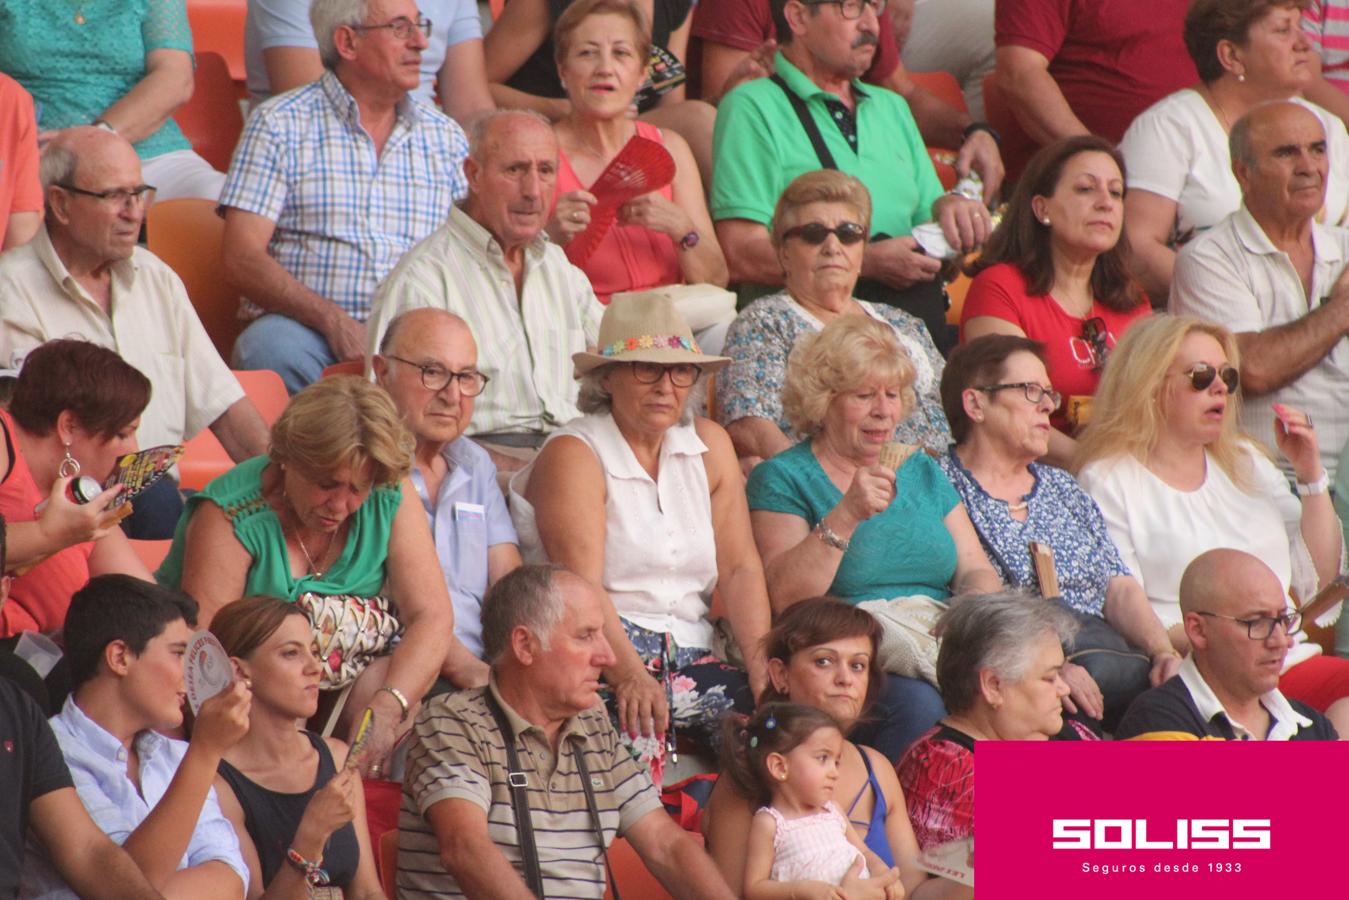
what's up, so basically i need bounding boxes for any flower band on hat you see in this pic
[601,334,701,358]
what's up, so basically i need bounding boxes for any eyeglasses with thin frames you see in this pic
[803,0,887,19]
[350,15,432,41]
[1195,610,1302,640]
[630,361,702,388]
[975,382,1062,408]
[386,355,489,396]
[57,183,157,207]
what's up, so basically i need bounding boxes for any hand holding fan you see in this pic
[345,708,376,770]
[565,136,676,267]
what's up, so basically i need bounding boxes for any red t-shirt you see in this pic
[995,0,1198,143]
[691,0,899,87]
[0,74,42,249]
[960,262,1151,431]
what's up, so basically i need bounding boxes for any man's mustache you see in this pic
[852,32,878,49]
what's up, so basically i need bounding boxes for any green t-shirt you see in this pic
[0,0,193,160]
[746,442,959,603]
[710,52,943,237]
[157,456,402,601]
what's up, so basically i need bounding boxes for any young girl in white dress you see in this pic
[724,703,903,900]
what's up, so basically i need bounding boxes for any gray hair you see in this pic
[934,591,1079,714]
[310,0,369,70]
[467,108,554,163]
[39,140,78,193]
[576,364,698,425]
[480,564,570,663]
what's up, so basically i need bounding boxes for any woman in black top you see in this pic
[211,597,382,899]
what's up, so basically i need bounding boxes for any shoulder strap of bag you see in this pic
[769,73,837,170]
[570,735,621,900]
[484,690,545,897]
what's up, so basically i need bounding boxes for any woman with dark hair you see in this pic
[937,335,1179,729]
[0,339,152,638]
[703,598,965,900]
[1120,0,1349,299]
[962,135,1150,467]
[211,597,383,900]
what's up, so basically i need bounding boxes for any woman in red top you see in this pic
[0,340,152,637]
[545,0,726,303]
[962,135,1150,467]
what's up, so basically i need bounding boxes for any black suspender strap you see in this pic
[769,73,837,170]
[484,690,620,899]
[484,690,545,898]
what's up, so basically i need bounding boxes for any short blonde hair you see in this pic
[769,170,873,249]
[782,315,916,435]
[1073,315,1256,489]
[269,376,413,487]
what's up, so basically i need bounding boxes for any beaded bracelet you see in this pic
[285,847,330,887]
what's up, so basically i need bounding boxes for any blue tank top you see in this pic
[846,746,893,867]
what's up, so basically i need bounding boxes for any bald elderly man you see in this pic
[1116,549,1341,741]
[0,126,270,538]
[373,308,522,660]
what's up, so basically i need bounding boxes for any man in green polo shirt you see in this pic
[712,0,993,348]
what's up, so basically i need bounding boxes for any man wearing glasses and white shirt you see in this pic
[1116,549,1342,741]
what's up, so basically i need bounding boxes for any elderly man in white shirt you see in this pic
[0,126,270,538]
[367,109,602,473]
[1170,101,1349,483]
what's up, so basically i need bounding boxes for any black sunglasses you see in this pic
[1181,363,1239,393]
[1082,316,1109,371]
[782,221,867,246]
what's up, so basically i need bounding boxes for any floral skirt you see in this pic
[603,618,753,784]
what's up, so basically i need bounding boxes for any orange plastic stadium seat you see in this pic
[178,370,289,491]
[322,360,366,379]
[187,0,248,85]
[145,198,243,361]
[602,836,678,900]
[174,50,244,173]
[910,71,968,190]
[379,829,398,898]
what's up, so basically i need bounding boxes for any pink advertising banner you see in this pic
[978,742,1348,897]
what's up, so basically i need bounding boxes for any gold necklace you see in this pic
[284,500,336,578]
[70,2,85,25]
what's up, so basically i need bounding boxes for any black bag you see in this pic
[1053,599,1151,731]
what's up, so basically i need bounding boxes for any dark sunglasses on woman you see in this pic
[782,221,868,246]
[1181,363,1239,393]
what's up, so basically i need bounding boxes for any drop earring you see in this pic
[58,442,80,478]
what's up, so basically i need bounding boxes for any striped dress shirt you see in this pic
[397,679,663,899]
[219,70,467,321]
[368,206,604,435]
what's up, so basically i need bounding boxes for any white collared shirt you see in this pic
[1178,655,1314,741]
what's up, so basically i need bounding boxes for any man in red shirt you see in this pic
[994,0,1198,145]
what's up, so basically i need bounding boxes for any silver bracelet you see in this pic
[814,521,851,553]
[378,685,410,722]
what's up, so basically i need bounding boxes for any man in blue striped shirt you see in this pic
[220,0,469,393]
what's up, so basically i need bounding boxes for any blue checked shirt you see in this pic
[219,70,468,321]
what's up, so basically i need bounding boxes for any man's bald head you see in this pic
[1230,101,1328,224]
[39,127,141,201]
[378,307,473,357]
[38,126,147,264]
[1179,549,1285,619]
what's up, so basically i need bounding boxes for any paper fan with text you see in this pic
[103,444,185,508]
[565,136,677,267]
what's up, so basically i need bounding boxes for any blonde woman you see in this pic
[746,314,1000,757]
[158,377,488,774]
[1075,314,1349,728]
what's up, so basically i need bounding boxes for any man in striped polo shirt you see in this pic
[397,565,735,899]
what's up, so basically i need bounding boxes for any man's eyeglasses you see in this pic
[57,183,156,207]
[803,0,887,18]
[975,382,1062,408]
[782,221,867,246]
[1180,362,1239,393]
[387,355,489,396]
[1195,610,1302,640]
[631,361,702,388]
[351,15,432,41]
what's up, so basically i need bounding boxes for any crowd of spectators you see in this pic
[3,0,1349,898]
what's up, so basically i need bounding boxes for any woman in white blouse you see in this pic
[510,291,770,778]
[1120,0,1349,300]
[1075,314,1349,731]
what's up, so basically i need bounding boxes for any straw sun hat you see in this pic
[572,288,732,377]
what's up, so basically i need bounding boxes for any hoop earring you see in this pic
[58,442,81,478]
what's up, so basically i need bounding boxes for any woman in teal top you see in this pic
[746,315,1000,758]
[158,377,488,775]
[0,0,226,200]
